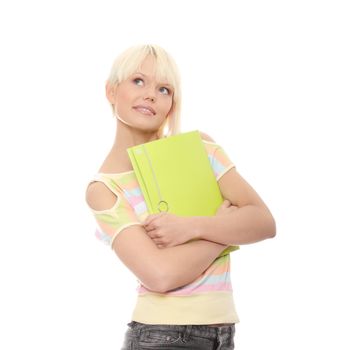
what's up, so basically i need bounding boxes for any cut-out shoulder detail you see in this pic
[86,138,236,249]
[86,181,119,212]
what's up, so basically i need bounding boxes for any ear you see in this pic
[105,81,116,105]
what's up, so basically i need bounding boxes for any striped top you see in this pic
[86,140,240,325]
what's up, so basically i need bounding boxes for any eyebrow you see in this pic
[133,72,173,87]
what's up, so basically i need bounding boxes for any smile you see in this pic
[133,106,156,116]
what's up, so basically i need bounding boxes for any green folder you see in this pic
[127,130,239,257]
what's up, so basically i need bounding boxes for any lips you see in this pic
[133,105,156,116]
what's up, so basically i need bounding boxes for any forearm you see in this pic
[191,205,276,245]
[156,239,228,292]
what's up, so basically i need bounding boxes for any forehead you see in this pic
[132,55,172,85]
[138,55,157,74]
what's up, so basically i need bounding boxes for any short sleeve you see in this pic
[86,177,142,248]
[203,141,236,180]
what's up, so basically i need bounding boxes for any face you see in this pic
[108,55,174,133]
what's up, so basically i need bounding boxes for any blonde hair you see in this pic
[106,44,182,137]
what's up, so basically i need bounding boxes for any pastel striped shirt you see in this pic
[86,140,240,325]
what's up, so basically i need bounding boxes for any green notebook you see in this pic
[127,130,239,256]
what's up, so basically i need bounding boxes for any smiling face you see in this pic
[108,55,174,134]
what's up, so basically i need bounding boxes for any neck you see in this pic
[109,120,162,169]
[114,120,161,148]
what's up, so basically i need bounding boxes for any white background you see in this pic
[0,0,349,349]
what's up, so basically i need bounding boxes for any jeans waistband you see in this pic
[127,321,235,340]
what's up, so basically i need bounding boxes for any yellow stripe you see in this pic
[131,291,240,325]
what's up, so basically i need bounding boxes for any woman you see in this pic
[85,44,276,349]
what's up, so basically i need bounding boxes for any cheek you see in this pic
[161,98,173,115]
[119,89,132,102]
[116,90,134,111]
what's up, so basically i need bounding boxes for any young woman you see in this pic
[85,44,276,350]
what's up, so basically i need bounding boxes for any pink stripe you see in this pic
[128,195,144,207]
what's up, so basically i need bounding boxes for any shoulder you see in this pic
[98,149,132,174]
[85,180,118,211]
[199,130,216,143]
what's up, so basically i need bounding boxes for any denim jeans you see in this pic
[121,321,235,349]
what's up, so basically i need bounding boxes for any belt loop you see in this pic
[129,321,142,337]
[228,325,232,341]
[135,326,141,337]
[182,325,192,342]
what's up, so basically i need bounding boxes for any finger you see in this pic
[143,214,159,226]
[153,238,164,245]
[220,199,231,208]
[144,222,156,231]
[145,220,162,231]
[143,212,166,226]
[146,230,160,239]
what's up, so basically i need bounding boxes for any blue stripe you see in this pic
[95,229,111,245]
[209,155,225,178]
[188,272,231,288]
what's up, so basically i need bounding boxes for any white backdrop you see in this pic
[0,0,349,349]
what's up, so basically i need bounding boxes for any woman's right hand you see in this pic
[216,199,239,216]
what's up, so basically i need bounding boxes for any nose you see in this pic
[143,87,156,103]
[144,95,156,103]
[145,97,155,103]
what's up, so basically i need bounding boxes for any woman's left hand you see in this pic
[143,212,195,249]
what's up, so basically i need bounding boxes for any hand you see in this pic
[143,212,194,249]
[216,199,239,216]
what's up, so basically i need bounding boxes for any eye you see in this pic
[133,78,144,86]
[159,86,171,95]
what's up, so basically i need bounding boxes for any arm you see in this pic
[190,166,276,245]
[189,132,276,245]
[86,181,228,294]
[144,132,276,248]
[113,226,228,293]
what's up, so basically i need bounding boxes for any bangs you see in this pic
[109,45,179,94]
